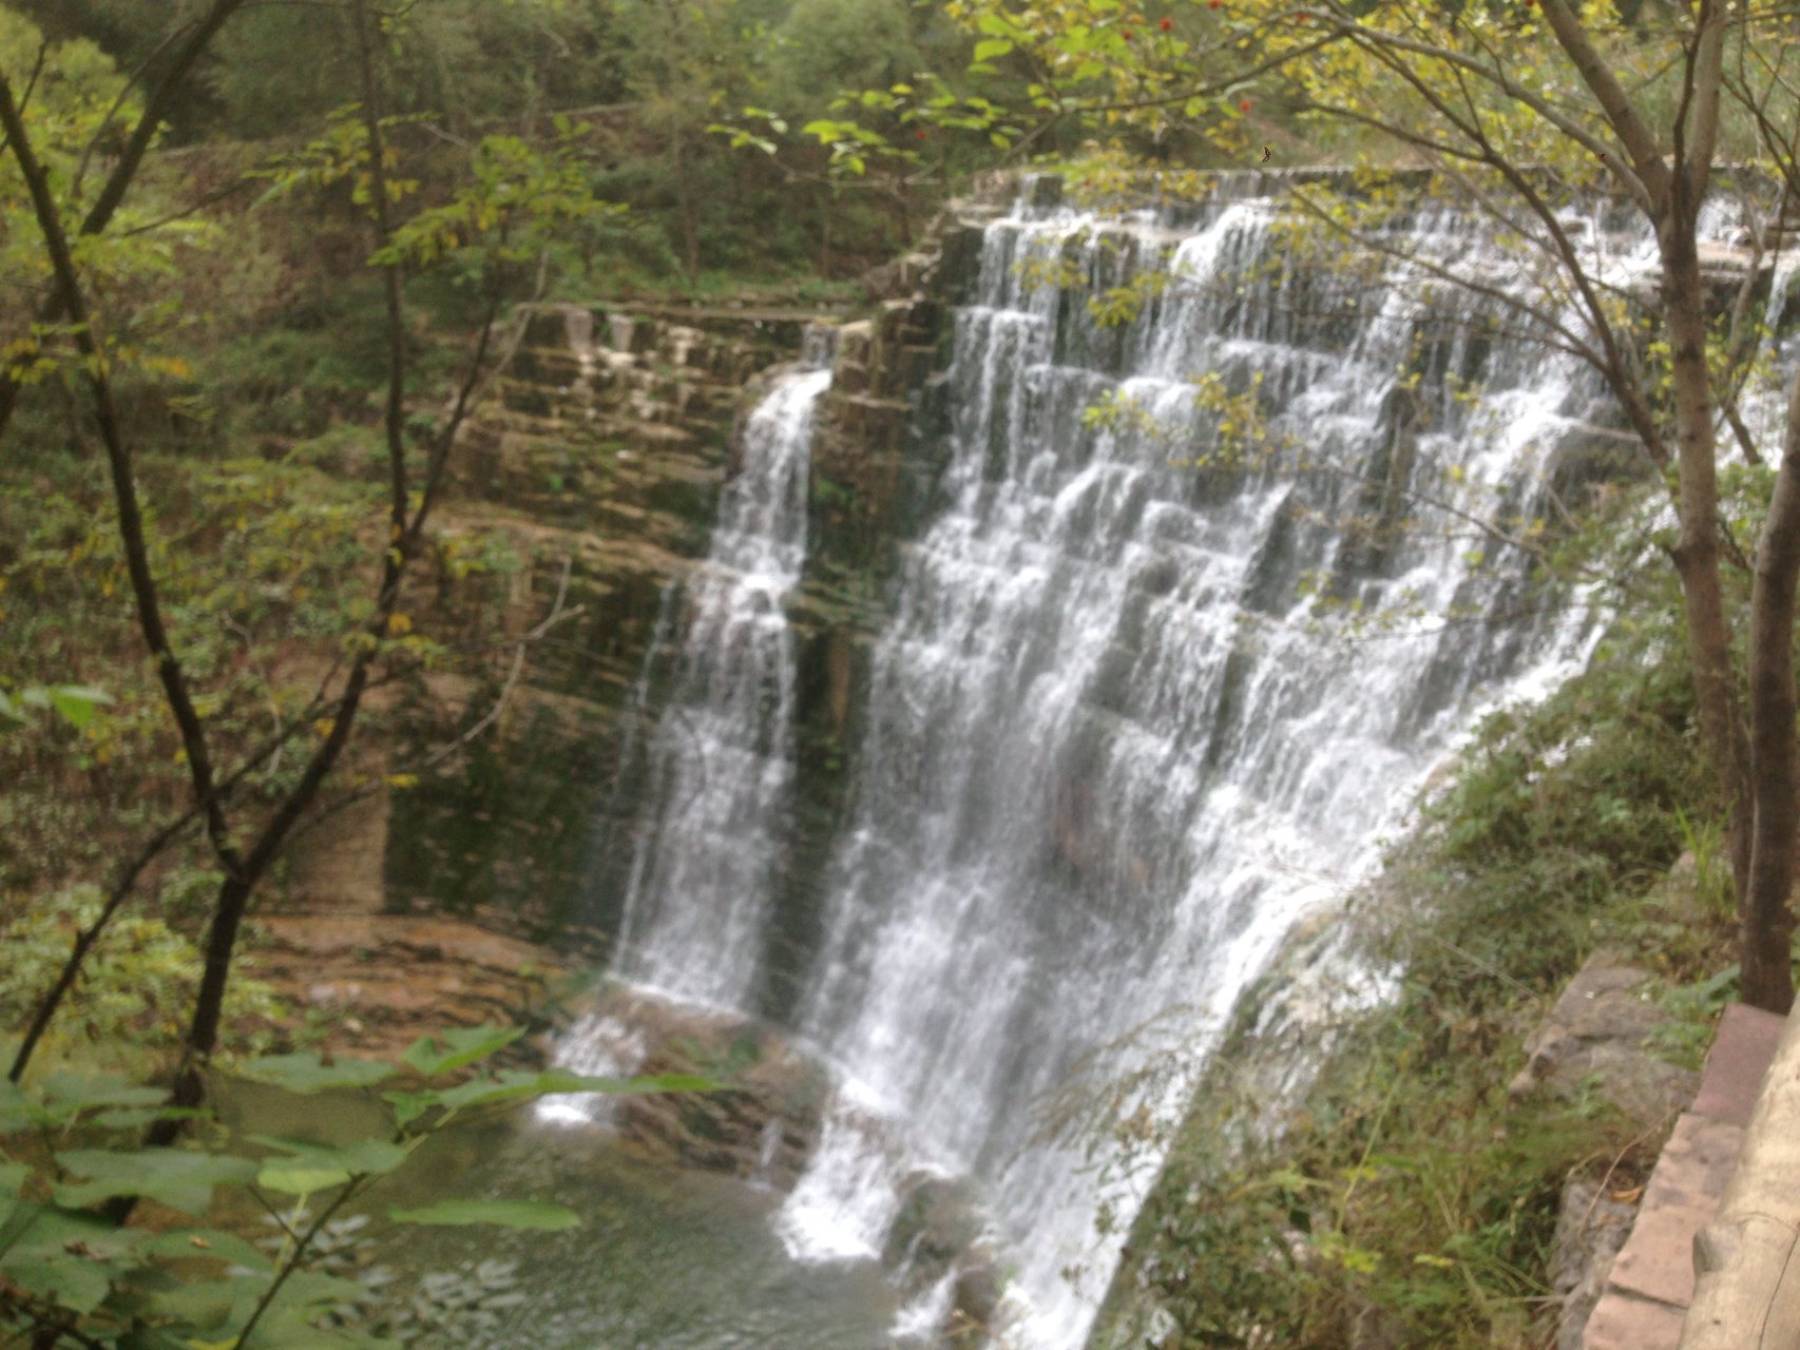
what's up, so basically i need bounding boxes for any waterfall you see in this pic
[776,192,1616,1346]
[608,360,831,1008]
[574,183,1667,1347]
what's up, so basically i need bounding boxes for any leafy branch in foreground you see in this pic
[0,1024,715,1348]
[0,1,620,1135]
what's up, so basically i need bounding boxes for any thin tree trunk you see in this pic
[1662,229,1754,904]
[1742,368,1800,1013]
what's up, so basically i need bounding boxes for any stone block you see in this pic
[1608,1113,1743,1307]
[1552,1175,1639,1350]
[1582,1289,1687,1350]
[1692,1003,1785,1127]
[1509,951,1697,1129]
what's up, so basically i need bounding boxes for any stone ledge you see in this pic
[1680,1002,1800,1348]
[1586,1289,1689,1349]
[1607,1113,1742,1307]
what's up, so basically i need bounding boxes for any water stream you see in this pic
[564,184,1670,1345]
[609,362,831,1008]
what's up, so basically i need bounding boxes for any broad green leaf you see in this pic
[1,1251,113,1313]
[0,1162,25,1197]
[382,1090,439,1129]
[257,1166,354,1196]
[401,1025,524,1078]
[973,38,1014,62]
[0,1078,29,1130]
[40,1073,169,1112]
[235,1052,393,1094]
[0,1201,119,1256]
[432,1070,564,1113]
[247,1136,407,1177]
[139,1227,273,1271]
[248,1135,407,1194]
[270,1267,374,1305]
[389,1199,580,1230]
[47,684,112,729]
[55,1148,258,1214]
[143,1273,260,1327]
[90,1105,206,1130]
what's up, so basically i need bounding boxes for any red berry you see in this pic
[915,129,927,140]
[1160,16,1173,29]
[1209,0,1222,9]
[1239,98,1252,112]
[1122,27,1134,39]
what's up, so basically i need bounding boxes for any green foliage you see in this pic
[386,1199,581,1231]
[0,684,112,732]
[0,1025,710,1346]
[0,886,284,1060]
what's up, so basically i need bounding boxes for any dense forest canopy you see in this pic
[2,0,1800,1346]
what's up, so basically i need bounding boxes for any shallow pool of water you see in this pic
[220,1082,901,1348]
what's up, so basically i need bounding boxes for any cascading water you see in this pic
[568,182,1680,1347]
[608,354,831,1008]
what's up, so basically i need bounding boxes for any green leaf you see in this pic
[41,1073,172,1112]
[1,1251,113,1313]
[54,1148,259,1214]
[382,1090,439,1129]
[401,1025,524,1078]
[248,1135,408,1176]
[973,38,1015,62]
[258,1166,355,1196]
[90,1105,206,1130]
[143,1273,260,1327]
[247,1136,407,1193]
[235,1052,394,1094]
[47,684,112,730]
[0,1078,31,1129]
[432,1070,566,1113]
[389,1199,580,1230]
[139,1227,274,1271]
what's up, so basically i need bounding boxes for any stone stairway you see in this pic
[1582,1002,1787,1347]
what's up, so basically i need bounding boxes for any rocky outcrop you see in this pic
[1513,951,1695,1349]
[381,303,825,944]
[549,987,829,1192]
[1508,952,1698,1130]
[254,913,567,1061]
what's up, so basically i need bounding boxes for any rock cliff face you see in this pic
[376,265,954,955]
[382,301,821,943]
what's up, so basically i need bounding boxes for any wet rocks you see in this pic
[253,914,567,1061]
[557,987,829,1191]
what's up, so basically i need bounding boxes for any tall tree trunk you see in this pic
[1662,226,1767,995]
[1743,369,1800,1013]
